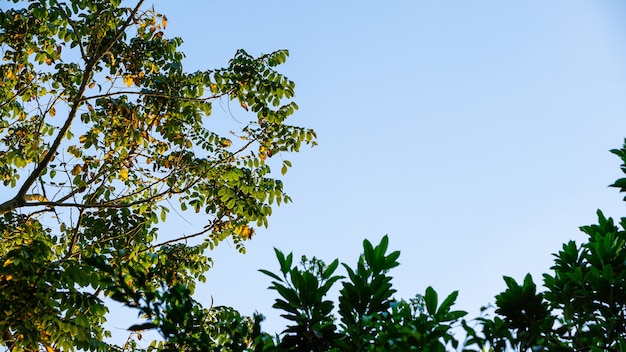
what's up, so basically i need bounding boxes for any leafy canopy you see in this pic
[258,236,468,352]
[0,0,315,350]
[248,142,626,351]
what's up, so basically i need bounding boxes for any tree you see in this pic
[252,142,626,352]
[0,0,315,350]
[258,236,469,351]
[474,141,626,351]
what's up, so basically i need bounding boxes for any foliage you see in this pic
[337,235,400,348]
[0,0,315,350]
[259,236,469,351]
[3,0,626,351]
[475,140,626,351]
[250,141,626,352]
[259,251,343,351]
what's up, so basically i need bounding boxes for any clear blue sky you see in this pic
[110,0,626,343]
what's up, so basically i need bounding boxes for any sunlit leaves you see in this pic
[0,0,315,350]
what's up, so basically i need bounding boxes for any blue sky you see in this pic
[108,0,626,343]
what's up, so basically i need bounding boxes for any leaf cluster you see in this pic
[258,236,468,351]
[0,0,315,350]
[473,140,626,351]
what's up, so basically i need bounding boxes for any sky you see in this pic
[101,0,626,345]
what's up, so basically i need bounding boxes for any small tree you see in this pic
[260,252,343,351]
[0,0,315,350]
[476,141,626,351]
[259,236,469,351]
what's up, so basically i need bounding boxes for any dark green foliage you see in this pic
[253,141,626,352]
[338,236,399,339]
[259,251,343,351]
[477,140,626,351]
[259,236,469,351]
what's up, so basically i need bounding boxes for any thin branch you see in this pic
[14,72,89,201]
[53,156,116,204]
[80,89,229,103]
[51,0,87,61]
[21,197,164,210]
[0,0,145,216]
[25,207,55,221]
[149,223,216,248]
[63,219,148,261]
[0,74,37,110]
[64,137,254,210]
[2,328,15,352]
[93,0,146,65]
[63,208,85,260]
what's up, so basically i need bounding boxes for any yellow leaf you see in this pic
[123,75,134,87]
[241,226,253,239]
[3,258,13,267]
[46,346,55,352]
[49,106,56,117]
[119,168,129,181]
[222,139,231,148]
[3,274,13,281]
[79,135,87,143]
[71,164,82,176]
[6,69,15,80]
[240,102,248,111]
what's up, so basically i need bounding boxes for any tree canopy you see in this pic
[0,0,315,350]
[2,0,626,351]
[247,142,626,351]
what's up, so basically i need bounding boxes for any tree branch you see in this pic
[63,208,85,260]
[51,0,87,61]
[0,0,146,216]
[149,222,216,248]
[80,89,229,103]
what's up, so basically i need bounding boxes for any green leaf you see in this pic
[274,284,301,307]
[437,290,459,316]
[376,234,390,256]
[0,1,314,349]
[259,269,283,282]
[322,259,339,280]
[425,286,438,315]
